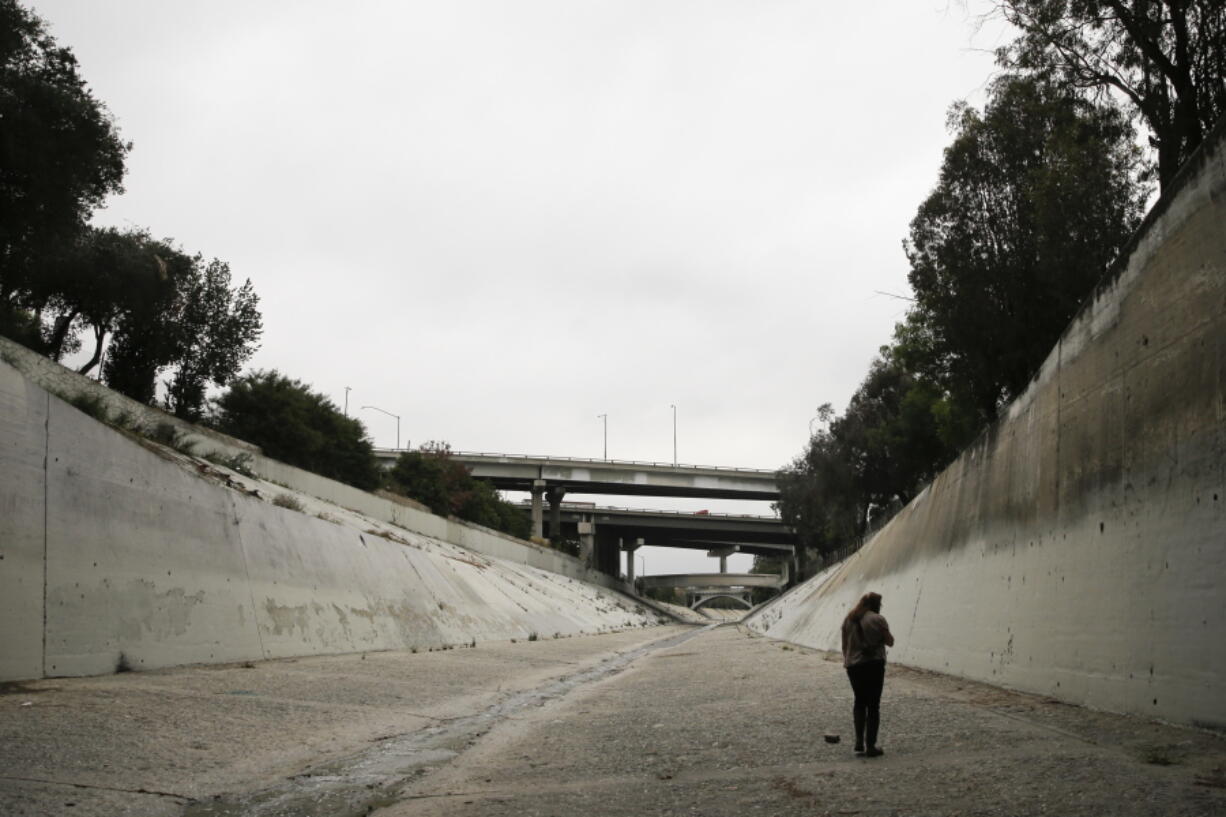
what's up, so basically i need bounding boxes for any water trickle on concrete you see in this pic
[184,625,716,817]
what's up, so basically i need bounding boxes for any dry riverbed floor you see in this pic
[1,624,1222,817]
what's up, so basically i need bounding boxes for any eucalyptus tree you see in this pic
[995,0,1226,187]
[904,74,1147,421]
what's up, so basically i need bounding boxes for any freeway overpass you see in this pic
[523,502,795,580]
[372,450,779,499]
[372,449,782,542]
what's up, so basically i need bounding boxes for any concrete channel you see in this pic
[183,625,717,817]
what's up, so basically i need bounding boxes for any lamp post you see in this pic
[597,413,607,460]
[637,552,646,578]
[362,405,400,449]
[343,386,351,417]
[670,404,677,466]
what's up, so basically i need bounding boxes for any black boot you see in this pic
[853,708,865,754]
[864,708,882,757]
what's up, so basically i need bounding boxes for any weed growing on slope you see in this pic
[203,450,255,477]
[272,493,304,512]
[69,392,110,423]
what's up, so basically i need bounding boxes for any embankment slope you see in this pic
[747,123,1226,730]
[0,361,667,682]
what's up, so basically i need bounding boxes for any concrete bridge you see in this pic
[639,562,790,610]
[518,502,796,579]
[373,449,781,542]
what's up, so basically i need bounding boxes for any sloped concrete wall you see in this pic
[0,335,623,594]
[747,125,1226,730]
[1,363,664,681]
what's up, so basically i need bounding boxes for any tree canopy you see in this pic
[34,227,263,418]
[0,0,129,331]
[778,75,1148,575]
[904,75,1147,421]
[162,257,262,420]
[0,4,261,416]
[995,0,1226,187]
[388,443,531,540]
[211,370,381,491]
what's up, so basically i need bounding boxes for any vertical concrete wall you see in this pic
[0,364,47,680]
[747,125,1226,730]
[0,362,666,681]
[42,396,263,676]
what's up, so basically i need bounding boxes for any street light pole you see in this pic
[637,552,646,578]
[670,404,676,466]
[344,386,351,417]
[597,414,607,459]
[361,405,401,449]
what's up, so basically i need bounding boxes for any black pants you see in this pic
[845,659,885,748]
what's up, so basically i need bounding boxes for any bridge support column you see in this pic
[708,546,737,575]
[530,480,545,540]
[547,486,566,541]
[623,538,643,584]
[577,517,594,567]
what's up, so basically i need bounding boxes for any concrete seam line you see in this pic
[0,774,190,801]
[1054,336,1062,510]
[41,390,49,678]
[229,493,266,660]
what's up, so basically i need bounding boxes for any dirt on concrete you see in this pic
[0,627,691,816]
[2,625,1223,817]
[378,626,1226,817]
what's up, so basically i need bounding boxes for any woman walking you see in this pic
[841,591,894,757]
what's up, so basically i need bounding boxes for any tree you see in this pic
[904,75,1147,422]
[835,348,971,514]
[36,227,182,376]
[749,555,786,603]
[0,0,129,331]
[388,443,471,517]
[22,225,261,412]
[775,347,976,574]
[995,0,1226,187]
[0,4,258,403]
[211,370,382,491]
[388,443,531,539]
[163,258,262,420]
[101,235,187,404]
[775,404,864,566]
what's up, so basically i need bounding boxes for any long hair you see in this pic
[844,592,882,625]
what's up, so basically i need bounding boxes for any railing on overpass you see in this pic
[373,448,779,476]
[639,572,787,590]
[527,501,783,523]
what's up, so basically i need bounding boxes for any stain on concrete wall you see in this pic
[0,334,624,596]
[746,124,1226,731]
[0,360,667,683]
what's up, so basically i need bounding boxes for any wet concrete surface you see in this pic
[3,625,1224,816]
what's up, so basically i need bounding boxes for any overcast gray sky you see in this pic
[31,0,1009,575]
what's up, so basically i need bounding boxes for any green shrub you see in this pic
[212,370,380,490]
[388,443,529,539]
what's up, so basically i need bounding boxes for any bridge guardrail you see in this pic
[371,448,779,476]
[518,500,784,523]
